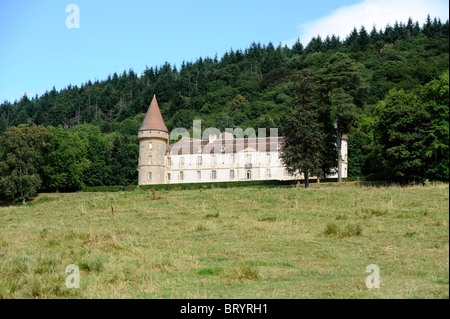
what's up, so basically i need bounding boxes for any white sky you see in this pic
[296,0,449,44]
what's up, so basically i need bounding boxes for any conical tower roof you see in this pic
[139,95,168,133]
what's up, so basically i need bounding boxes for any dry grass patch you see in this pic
[0,183,448,298]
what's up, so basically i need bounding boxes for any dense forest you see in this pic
[0,16,448,200]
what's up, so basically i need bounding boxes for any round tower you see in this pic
[138,95,169,185]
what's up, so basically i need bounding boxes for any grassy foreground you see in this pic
[0,183,448,299]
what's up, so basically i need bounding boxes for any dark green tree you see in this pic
[110,135,139,185]
[320,53,364,182]
[42,126,89,191]
[72,124,112,186]
[347,115,375,176]
[358,26,370,51]
[374,89,429,183]
[0,124,51,203]
[421,72,449,181]
[280,70,324,188]
[291,39,304,56]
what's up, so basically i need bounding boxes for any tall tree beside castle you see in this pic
[319,53,364,182]
[280,70,324,188]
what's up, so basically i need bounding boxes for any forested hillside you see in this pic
[0,16,448,199]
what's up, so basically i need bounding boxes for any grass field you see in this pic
[0,182,448,299]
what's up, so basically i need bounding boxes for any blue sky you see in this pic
[0,0,448,103]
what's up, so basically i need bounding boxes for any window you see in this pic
[266,169,271,178]
[212,155,217,165]
[167,157,171,166]
[197,171,201,179]
[277,144,281,150]
[221,145,225,152]
[148,172,152,180]
[246,154,252,164]
[230,170,235,179]
[266,152,271,163]
[230,154,235,164]
[180,157,185,166]
[180,171,184,181]
[148,156,152,165]
[149,142,153,151]
[247,170,252,180]
[212,170,217,180]
[197,156,202,166]
[167,173,171,181]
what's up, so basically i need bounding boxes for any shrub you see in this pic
[228,262,260,281]
[197,267,223,276]
[324,222,363,237]
[344,223,363,237]
[324,222,340,236]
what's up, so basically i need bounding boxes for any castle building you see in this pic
[138,96,348,185]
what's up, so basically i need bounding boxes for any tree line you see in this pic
[0,16,448,200]
[0,124,138,203]
[281,56,448,187]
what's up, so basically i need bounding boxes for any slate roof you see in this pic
[139,95,169,133]
[167,136,285,155]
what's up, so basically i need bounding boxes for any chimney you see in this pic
[222,132,234,140]
[209,134,218,143]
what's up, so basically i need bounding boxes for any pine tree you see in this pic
[358,26,370,51]
[280,70,324,188]
[292,38,304,56]
[320,53,364,182]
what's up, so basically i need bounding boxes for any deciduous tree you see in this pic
[0,124,51,203]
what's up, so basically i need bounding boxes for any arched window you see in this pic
[247,170,252,180]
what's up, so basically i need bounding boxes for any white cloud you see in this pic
[295,0,449,45]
